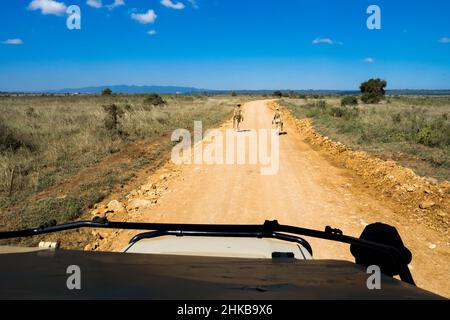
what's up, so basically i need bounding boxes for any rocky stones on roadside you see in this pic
[91,229,112,240]
[424,177,438,185]
[419,200,436,209]
[437,211,447,218]
[127,198,154,210]
[91,230,104,240]
[105,200,125,214]
[91,205,107,216]
[141,183,156,192]
[84,243,99,251]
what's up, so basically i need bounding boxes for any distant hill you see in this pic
[48,85,211,94]
[2,86,449,96]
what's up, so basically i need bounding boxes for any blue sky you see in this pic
[0,0,449,91]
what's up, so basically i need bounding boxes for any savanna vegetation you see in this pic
[0,94,242,233]
[281,95,450,181]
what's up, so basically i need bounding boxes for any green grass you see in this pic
[0,94,243,232]
[281,96,450,181]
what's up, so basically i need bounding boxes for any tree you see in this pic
[360,78,387,104]
[102,88,112,96]
[231,91,237,97]
[341,96,358,107]
[273,90,283,98]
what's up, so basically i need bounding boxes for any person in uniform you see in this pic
[233,104,243,131]
[272,106,283,134]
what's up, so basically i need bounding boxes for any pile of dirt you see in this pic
[272,101,449,232]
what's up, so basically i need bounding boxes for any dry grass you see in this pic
[0,94,243,231]
[281,96,450,181]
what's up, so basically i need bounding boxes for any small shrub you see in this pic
[430,150,447,167]
[0,119,35,151]
[341,96,358,107]
[144,94,166,107]
[25,107,37,118]
[102,104,124,135]
[101,88,112,96]
[273,90,283,98]
[315,100,327,109]
[416,125,441,147]
[330,107,345,118]
[330,106,359,119]
[391,113,402,124]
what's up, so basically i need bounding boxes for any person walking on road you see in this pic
[272,106,283,134]
[233,104,244,131]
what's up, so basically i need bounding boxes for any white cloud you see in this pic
[131,10,157,24]
[28,0,67,16]
[87,0,102,8]
[106,0,124,9]
[87,0,124,9]
[438,37,450,43]
[147,30,157,36]
[312,38,342,45]
[2,39,24,45]
[161,0,185,10]
[187,0,198,9]
[364,57,375,63]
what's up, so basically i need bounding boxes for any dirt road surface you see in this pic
[98,100,449,297]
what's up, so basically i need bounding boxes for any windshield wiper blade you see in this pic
[0,218,332,239]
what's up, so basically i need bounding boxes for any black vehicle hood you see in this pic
[0,249,443,300]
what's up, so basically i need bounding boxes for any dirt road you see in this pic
[98,100,449,297]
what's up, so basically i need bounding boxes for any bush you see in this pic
[330,107,345,118]
[25,107,37,118]
[330,106,359,119]
[315,100,327,109]
[416,125,441,147]
[341,96,358,107]
[415,118,450,148]
[102,104,124,134]
[144,94,166,107]
[0,119,35,151]
[391,113,402,124]
[273,90,283,98]
[101,88,112,96]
